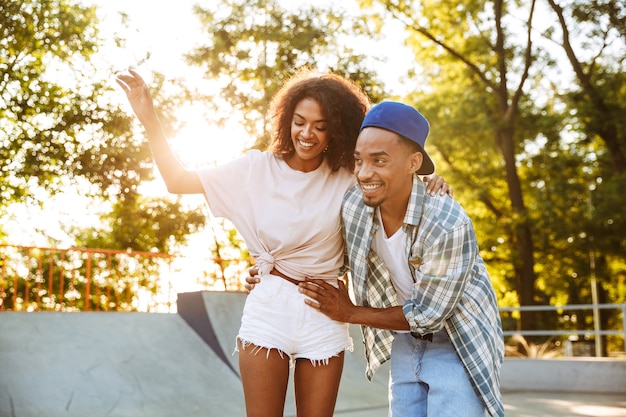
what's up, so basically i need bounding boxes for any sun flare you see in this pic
[170,119,251,170]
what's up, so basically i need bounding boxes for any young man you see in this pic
[299,101,504,416]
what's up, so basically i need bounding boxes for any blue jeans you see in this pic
[388,331,486,417]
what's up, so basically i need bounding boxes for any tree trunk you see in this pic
[496,127,537,331]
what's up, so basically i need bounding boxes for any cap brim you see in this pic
[416,146,435,175]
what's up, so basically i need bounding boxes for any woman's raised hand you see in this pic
[115,69,157,124]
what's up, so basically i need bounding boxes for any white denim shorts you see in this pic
[236,274,353,364]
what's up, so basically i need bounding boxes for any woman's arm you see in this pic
[116,69,203,195]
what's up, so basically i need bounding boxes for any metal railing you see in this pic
[500,303,626,357]
[0,244,175,312]
[0,244,251,312]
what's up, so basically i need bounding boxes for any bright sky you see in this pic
[94,0,250,167]
[88,0,412,167]
[92,0,410,77]
[90,0,412,198]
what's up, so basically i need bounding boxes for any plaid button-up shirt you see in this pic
[341,175,504,417]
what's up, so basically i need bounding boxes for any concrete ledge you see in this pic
[501,357,626,394]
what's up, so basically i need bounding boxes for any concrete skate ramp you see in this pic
[177,291,390,416]
[0,312,246,417]
[2,292,625,417]
[0,292,388,417]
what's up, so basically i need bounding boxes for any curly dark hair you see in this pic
[268,68,370,172]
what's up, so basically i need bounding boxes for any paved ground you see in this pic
[0,291,624,417]
[503,391,626,417]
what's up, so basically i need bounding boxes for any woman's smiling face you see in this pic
[287,98,329,172]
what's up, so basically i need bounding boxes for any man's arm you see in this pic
[403,223,477,333]
[299,278,410,331]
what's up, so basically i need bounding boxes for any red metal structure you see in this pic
[0,244,175,312]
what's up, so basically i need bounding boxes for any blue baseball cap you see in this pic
[360,101,434,175]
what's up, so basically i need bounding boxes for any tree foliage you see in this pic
[1,0,208,309]
[360,0,625,347]
[1,0,144,204]
[358,0,541,330]
[1,0,205,252]
[546,0,626,174]
[72,193,206,254]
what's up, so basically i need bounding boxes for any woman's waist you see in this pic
[267,267,339,286]
[253,253,342,281]
[269,268,300,286]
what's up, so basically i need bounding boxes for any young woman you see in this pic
[116,68,448,417]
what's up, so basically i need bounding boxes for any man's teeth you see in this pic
[362,184,380,190]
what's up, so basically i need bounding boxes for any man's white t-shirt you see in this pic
[372,208,414,305]
[198,150,355,281]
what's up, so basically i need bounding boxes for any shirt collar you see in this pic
[403,174,426,227]
[365,174,426,233]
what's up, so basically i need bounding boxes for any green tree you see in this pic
[359,0,541,330]
[543,0,625,353]
[359,0,625,345]
[1,0,210,309]
[72,193,205,254]
[0,0,144,205]
[361,0,626,334]
[546,0,626,174]
[1,0,206,249]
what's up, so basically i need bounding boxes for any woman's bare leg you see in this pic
[293,352,345,417]
[238,340,290,417]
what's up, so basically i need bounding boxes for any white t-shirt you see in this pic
[198,150,356,281]
[371,208,414,304]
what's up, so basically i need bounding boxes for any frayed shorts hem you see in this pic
[235,336,354,367]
